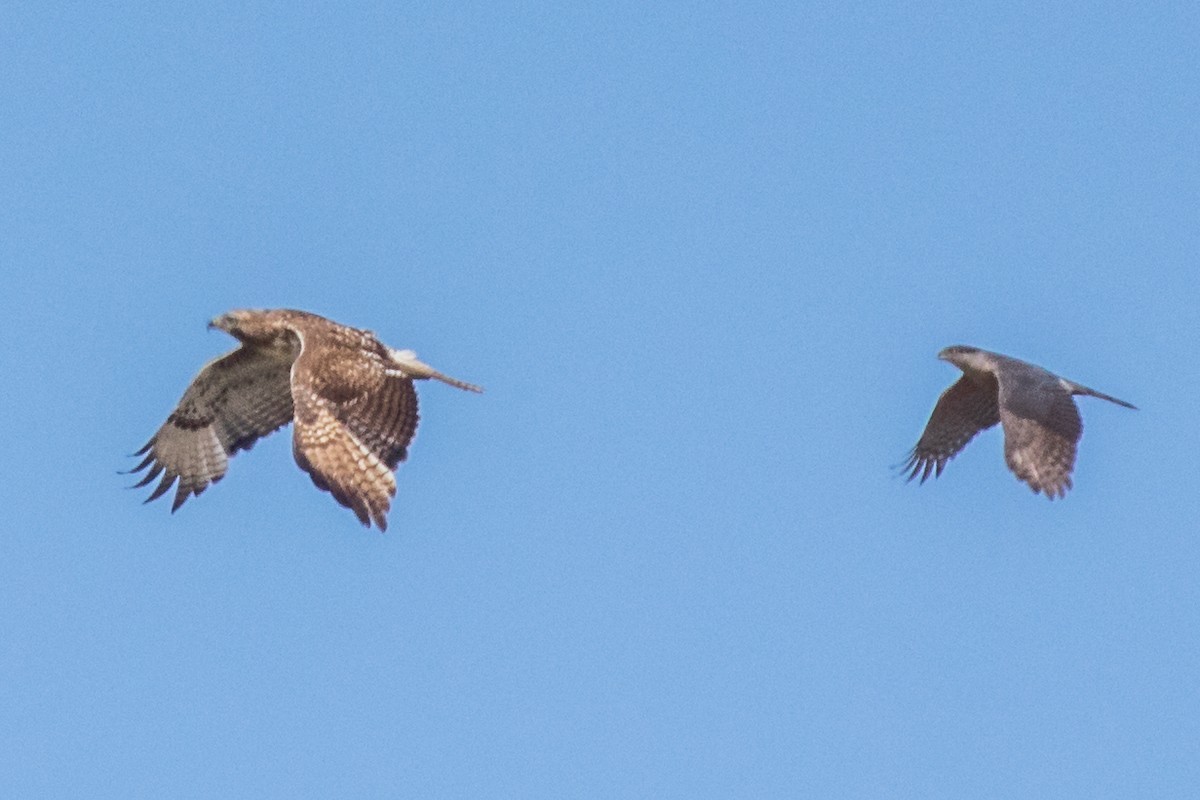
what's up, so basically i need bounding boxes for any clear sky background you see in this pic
[2,2,1197,797]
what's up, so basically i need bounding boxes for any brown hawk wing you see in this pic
[129,345,295,511]
[289,347,419,532]
[998,378,1083,499]
[902,375,1001,483]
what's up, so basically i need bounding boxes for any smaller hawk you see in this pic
[902,345,1135,499]
[128,309,481,530]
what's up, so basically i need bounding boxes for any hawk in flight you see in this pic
[128,309,481,530]
[902,346,1135,499]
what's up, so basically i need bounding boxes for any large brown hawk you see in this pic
[128,309,481,530]
[902,345,1135,499]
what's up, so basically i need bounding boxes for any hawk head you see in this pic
[209,309,286,344]
[937,344,989,372]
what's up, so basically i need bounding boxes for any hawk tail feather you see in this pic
[1068,382,1137,410]
[387,348,483,393]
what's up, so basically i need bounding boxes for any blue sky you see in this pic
[2,2,1197,797]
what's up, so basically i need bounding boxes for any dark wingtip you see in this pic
[171,486,191,513]
[131,463,164,489]
[122,451,158,476]
[894,449,948,487]
[1030,478,1071,501]
[891,451,920,482]
[144,472,177,504]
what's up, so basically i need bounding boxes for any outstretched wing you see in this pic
[290,348,419,531]
[902,375,1001,483]
[998,378,1082,499]
[129,346,295,511]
